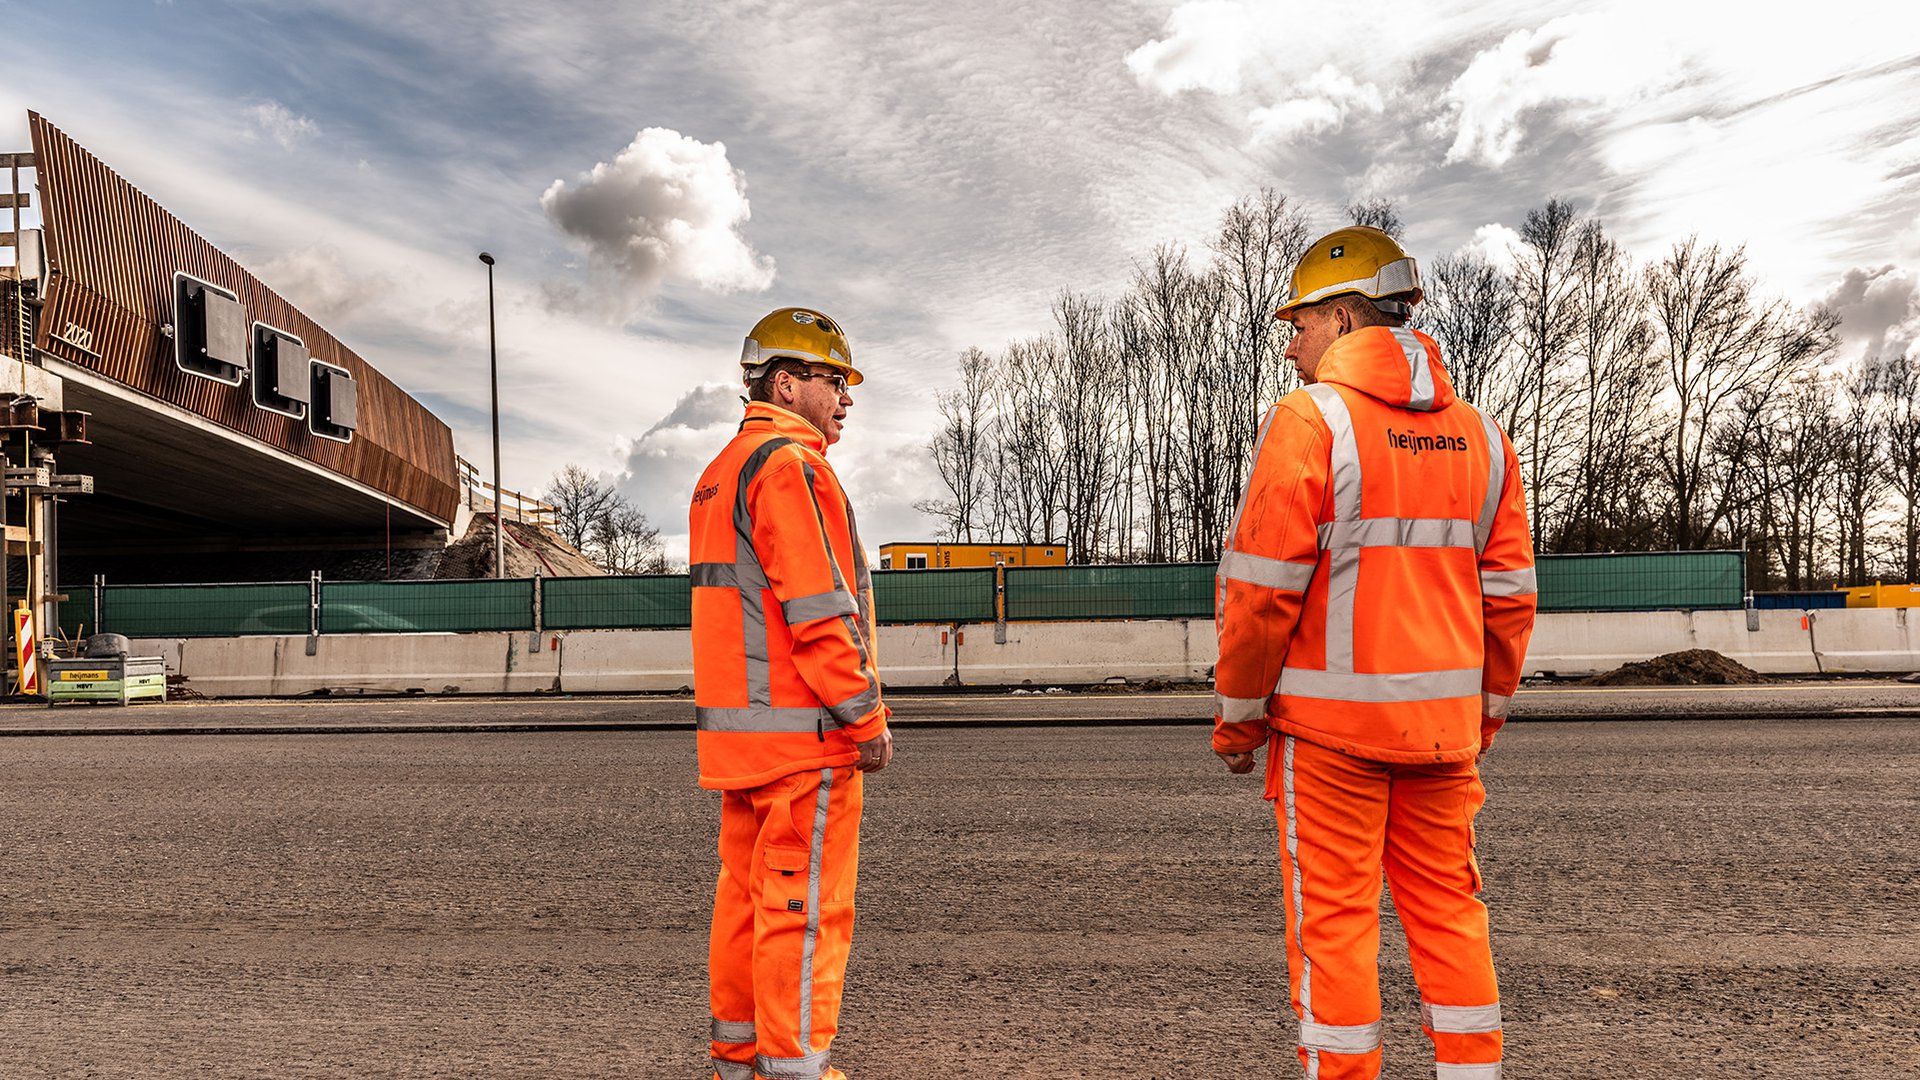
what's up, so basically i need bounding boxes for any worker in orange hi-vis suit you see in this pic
[1212,226,1537,1080]
[692,307,893,1080]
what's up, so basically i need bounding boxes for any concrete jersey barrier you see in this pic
[127,608,1920,698]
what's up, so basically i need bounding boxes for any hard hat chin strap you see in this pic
[1372,298,1413,319]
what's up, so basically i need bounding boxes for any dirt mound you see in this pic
[1580,648,1769,687]
[434,517,605,580]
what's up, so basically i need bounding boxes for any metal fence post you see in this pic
[306,571,321,656]
[530,570,544,652]
[993,561,1007,644]
[92,573,104,637]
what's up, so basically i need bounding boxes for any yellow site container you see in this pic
[1840,583,1920,608]
[878,542,1067,570]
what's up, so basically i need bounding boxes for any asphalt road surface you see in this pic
[0,693,1915,1078]
[4,679,1920,735]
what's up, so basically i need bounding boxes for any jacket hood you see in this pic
[740,400,829,454]
[1315,326,1456,413]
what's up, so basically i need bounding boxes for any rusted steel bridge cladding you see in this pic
[26,112,458,525]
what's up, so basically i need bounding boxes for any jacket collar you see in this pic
[1315,326,1458,413]
[740,400,829,454]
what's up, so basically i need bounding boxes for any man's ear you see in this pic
[1333,302,1354,337]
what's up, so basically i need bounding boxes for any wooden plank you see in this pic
[0,193,28,209]
[0,232,15,246]
[0,153,33,168]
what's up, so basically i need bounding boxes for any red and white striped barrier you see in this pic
[14,602,36,695]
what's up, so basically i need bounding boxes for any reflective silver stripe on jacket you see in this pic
[1467,401,1506,555]
[733,437,795,713]
[1216,694,1268,723]
[782,589,859,625]
[824,683,881,728]
[1218,550,1315,591]
[711,1058,755,1080]
[802,463,882,727]
[754,1048,834,1080]
[1320,518,1476,550]
[1304,384,1362,675]
[710,1018,756,1044]
[1435,1063,1502,1079]
[1290,385,1497,707]
[1478,567,1537,597]
[1391,328,1435,411]
[1300,1018,1384,1053]
[1423,1001,1503,1034]
[697,706,832,733]
[1482,692,1511,719]
[1279,667,1483,704]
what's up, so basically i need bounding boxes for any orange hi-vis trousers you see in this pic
[710,766,863,1080]
[1272,734,1503,1079]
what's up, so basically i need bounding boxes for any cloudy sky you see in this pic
[4,1,1917,560]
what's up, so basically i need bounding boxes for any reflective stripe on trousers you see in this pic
[1281,735,1323,1079]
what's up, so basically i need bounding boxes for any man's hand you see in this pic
[1216,750,1257,774]
[855,728,894,773]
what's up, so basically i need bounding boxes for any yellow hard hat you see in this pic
[740,307,862,386]
[1274,226,1423,320]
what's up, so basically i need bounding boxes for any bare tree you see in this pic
[1557,220,1661,551]
[1646,238,1834,549]
[1212,189,1313,544]
[1509,198,1586,543]
[1423,251,1518,411]
[1830,359,1892,584]
[1051,290,1122,562]
[1880,353,1920,579]
[1114,244,1203,561]
[592,500,668,575]
[991,336,1068,545]
[917,346,995,543]
[1344,196,1404,239]
[544,464,617,551]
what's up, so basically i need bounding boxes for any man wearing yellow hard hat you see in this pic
[689,306,891,1080]
[1211,226,1537,1079]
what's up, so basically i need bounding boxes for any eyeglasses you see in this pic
[792,371,850,395]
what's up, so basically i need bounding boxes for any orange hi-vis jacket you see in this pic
[691,402,888,790]
[1212,326,1537,765]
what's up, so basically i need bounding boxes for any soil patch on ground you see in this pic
[1581,648,1770,686]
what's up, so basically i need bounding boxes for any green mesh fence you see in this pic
[320,580,533,633]
[71,551,1749,638]
[873,568,997,623]
[57,584,95,641]
[1535,551,1744,612]
[543,575,692,630]
[104,582,311,637]
[1005,563,1216,621]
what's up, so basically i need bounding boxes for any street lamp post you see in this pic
[479,252,503,580]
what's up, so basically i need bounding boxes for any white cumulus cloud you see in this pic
[1821,266,1920,363]
[541,128,776,307]
[1457,223,1522,276]
[1439,9,1703,168]
[1124,0,1267,95]
[1248,65,1385,144]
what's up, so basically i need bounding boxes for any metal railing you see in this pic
[456,456,558,527]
